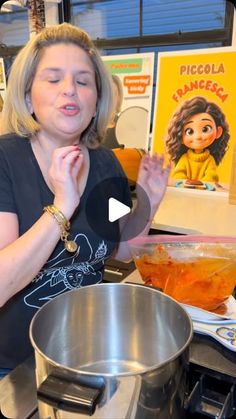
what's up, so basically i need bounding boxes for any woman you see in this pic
[0,23,170,376]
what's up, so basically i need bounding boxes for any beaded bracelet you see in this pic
[44,205,78,253]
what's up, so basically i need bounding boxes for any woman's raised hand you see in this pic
[136,153,171,215]
[48,145,83,218]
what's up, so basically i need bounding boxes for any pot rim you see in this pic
[29,283,193,378]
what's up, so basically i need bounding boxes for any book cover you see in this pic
[152,47,236,193]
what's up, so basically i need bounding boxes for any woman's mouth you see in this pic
[60,104,80,116]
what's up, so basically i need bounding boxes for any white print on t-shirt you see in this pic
[24,234,108,309]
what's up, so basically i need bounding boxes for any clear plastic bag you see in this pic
[128,235,236,311]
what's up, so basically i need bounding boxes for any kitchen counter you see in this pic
[151,187,236,236]
[0,356,38,419]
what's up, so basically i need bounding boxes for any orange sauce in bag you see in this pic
[134,245,236,311]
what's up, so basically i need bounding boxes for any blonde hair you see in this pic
[1,23,113,148]
[109,74,123,126]
[112,75,123,113]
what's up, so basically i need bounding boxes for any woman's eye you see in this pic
[202,125,212,133]
[76,80,87,86]
[185,128,194,136]
[48,79,60,83]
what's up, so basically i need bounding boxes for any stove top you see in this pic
[0,333,235,419]
[186,334,236,418]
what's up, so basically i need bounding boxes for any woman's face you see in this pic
[182,112,223,152]
[28,43,97,143]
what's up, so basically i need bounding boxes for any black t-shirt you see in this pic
[0,134,131,368]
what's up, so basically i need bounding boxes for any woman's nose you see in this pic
[62,78,76,97]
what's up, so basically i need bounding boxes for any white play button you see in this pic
[108,197,131,222]
[86,176,150,242]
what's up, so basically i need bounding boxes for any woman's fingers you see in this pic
[49,146,83,216]
[49,146,84,189]
[51,145,81,174]
[138,152,170,182]
[70,153,84,180]
[60,150,83,178]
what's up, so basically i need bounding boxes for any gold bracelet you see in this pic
[44,205,78,253]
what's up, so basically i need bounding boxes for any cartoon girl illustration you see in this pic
[166,96,230,188]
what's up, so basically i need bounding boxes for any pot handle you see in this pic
[37,373,105,415]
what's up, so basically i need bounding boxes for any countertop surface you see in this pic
[152,187,236,236]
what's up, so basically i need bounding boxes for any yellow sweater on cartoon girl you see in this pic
[172,149,219,182]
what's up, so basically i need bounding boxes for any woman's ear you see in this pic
[216,126,223,139]
[25,93,33,114]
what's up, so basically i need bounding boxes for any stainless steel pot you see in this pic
[29,283,193,418]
